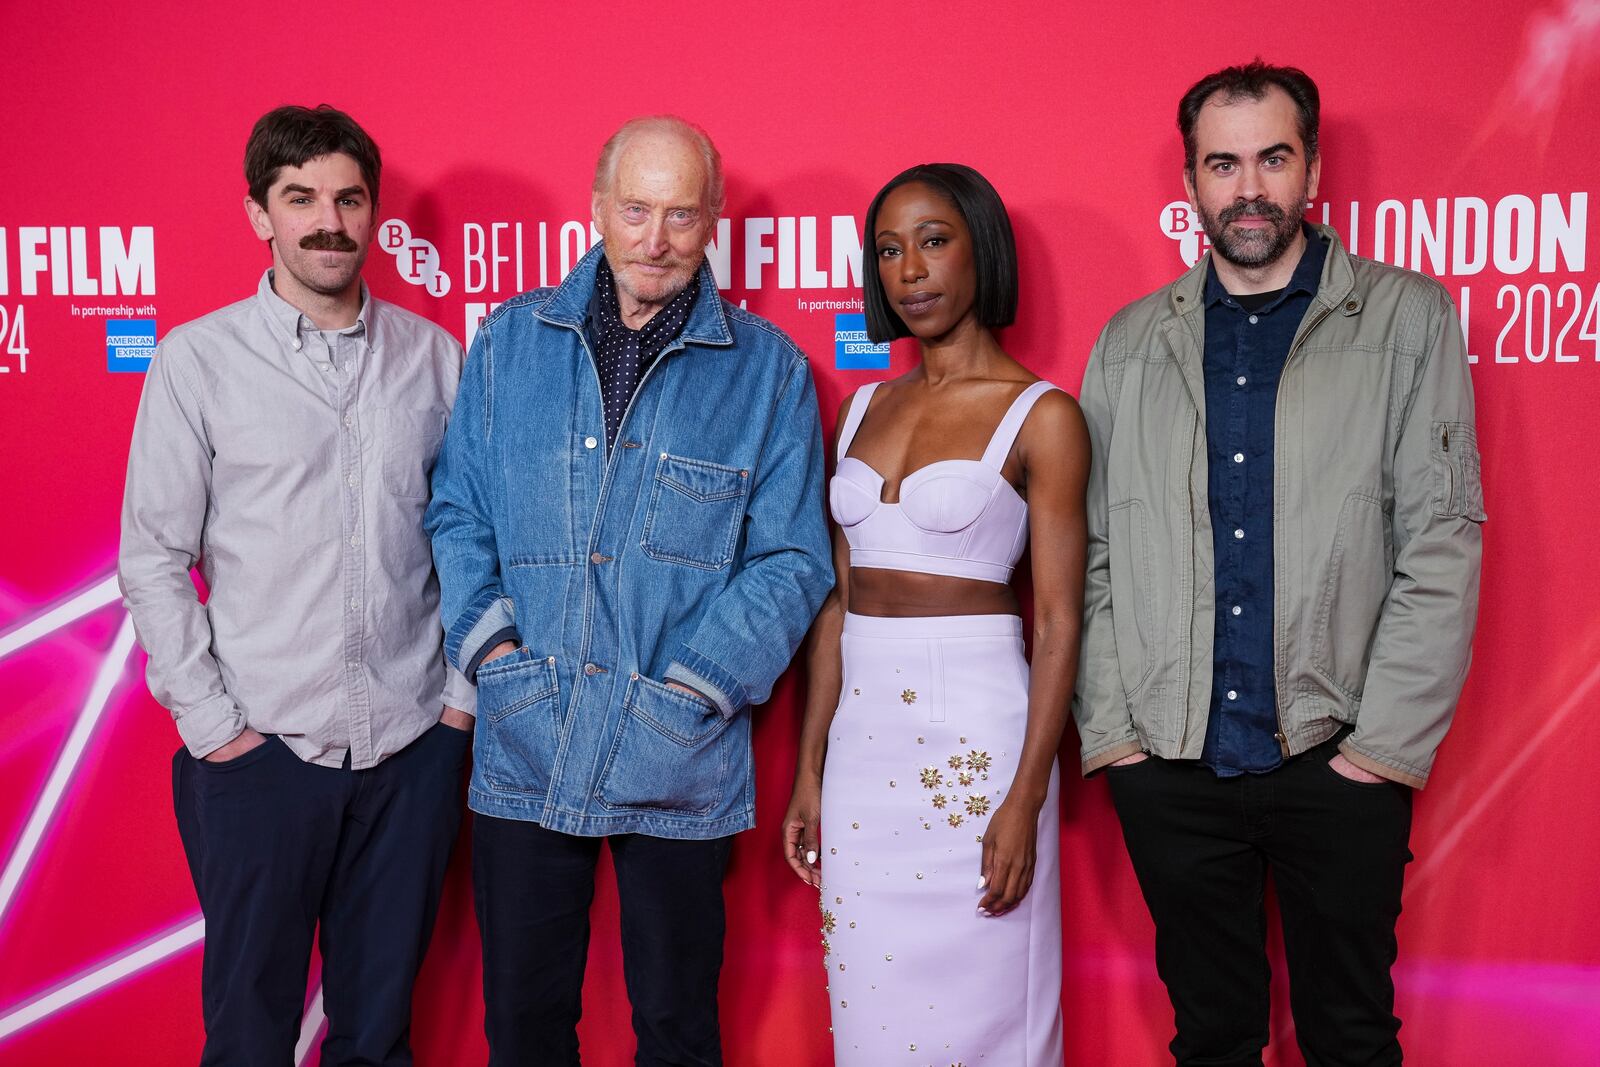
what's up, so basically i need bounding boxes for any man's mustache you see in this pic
[300,230,360,252]
[1219,200,1288,225]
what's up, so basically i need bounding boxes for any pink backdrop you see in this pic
[3,3,1598,1063]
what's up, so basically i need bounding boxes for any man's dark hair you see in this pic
[245,105,382,207]
[1178,60,1320,175]
[862,163,1018,344]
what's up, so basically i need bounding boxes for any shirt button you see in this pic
[1231,605,1242,616]
[349,534,361,547]
[584,436,597,449]
[343,413,354,428]
[348,597,359,610]
[590,551,608,564]
[584,663,605,675]
[1236,375,1247,386]
[1233,452,1245,463]
[1248,314,1259,324]
[346,474,357,488]
[1234,528,1245,539]
[1227,690,1238,701]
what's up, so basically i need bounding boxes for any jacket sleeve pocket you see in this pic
[1429,421,1487,522]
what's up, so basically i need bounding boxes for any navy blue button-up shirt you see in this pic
[1200,227,1328,777]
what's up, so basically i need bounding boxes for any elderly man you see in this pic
[427,116,832,1065]
[1076,62,1483,1064]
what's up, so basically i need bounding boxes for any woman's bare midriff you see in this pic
[847,566,1019,618]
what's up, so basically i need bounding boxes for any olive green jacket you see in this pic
[1074,226,1484,788]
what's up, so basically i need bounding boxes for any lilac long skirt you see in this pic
[820,612,1064,1066]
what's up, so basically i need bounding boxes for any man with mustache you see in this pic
[427,115,831,1065]
[120,105,473,1066]
[1075,61,1484,1065]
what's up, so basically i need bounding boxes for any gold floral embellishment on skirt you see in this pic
[947,812,965,828]
[919,767,944,789]
[965,794,991,817]
[930,792,948,810]
[820,909,837,936]
[966,750,992,773]
[900,689,917,704]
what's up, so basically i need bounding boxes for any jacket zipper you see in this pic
[1270,300,1335,757]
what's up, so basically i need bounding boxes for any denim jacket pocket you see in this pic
[640,453,750,570]
[1429,421,1487,522]
[475,650,562,796]
[596,673,734,815]
[381,409,446,500]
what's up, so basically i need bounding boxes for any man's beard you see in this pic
[1201,194,1306,268]
[610,252,699,306]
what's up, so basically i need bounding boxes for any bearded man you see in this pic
[1074,62,1485,1066]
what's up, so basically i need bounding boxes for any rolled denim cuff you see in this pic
[446,592,518,681]
[666,648,746,719]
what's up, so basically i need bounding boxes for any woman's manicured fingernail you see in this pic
[805,850,818,865]
[976,875,987,890]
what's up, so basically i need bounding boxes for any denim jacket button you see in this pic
[584,436,597,449]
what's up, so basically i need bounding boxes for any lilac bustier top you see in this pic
[828,380,1059,584]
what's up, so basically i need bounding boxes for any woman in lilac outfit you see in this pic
[783,163,1089,1065]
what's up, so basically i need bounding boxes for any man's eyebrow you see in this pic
[334,186,367,199]
[1257,142,1296,159]
[279,183,315,196]
[1202,151,1240,167]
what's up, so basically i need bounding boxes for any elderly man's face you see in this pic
[592,131,716,312]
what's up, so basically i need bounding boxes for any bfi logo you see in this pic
[1160,201,1211,266]
[377,218,452,297]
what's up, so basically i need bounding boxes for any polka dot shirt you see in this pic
[591,258,699,449]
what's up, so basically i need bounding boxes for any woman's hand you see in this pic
[783,775,824,888]
[978,797,1040,916]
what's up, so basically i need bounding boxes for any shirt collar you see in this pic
[1204,223,1327,310]
[257,269,372,352]
[589,256,700,350]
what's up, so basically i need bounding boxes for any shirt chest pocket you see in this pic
[380,409,446,500]
[640,453,751,570]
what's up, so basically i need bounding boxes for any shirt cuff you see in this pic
[441,663,477,716]
[173,693,249,759]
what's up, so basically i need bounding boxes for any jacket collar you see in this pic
[536,243,733,347]
[1167,222,1359,318]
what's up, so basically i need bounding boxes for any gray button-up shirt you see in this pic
[119,271,475,768]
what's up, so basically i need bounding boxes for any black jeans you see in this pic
[473,815,734,1067]
[1107,736,1413,1067]
[172,722,469,1067]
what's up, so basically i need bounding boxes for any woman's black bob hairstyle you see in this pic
[861,163,1019,344]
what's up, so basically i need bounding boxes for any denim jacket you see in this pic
[427,246,833,837]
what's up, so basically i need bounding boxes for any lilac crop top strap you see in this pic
[981,381,1058,469]
[829,379,1062,584]
[835,381,883,458]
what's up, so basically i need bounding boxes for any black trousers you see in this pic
[1107,736,1414,1067]
[473,814,734,1067]
[173,723,469,1067]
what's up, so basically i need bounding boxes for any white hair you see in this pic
[592,115,725,217]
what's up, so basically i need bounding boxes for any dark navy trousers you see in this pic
[473,815,734,1067]
[173,722,469,1067]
